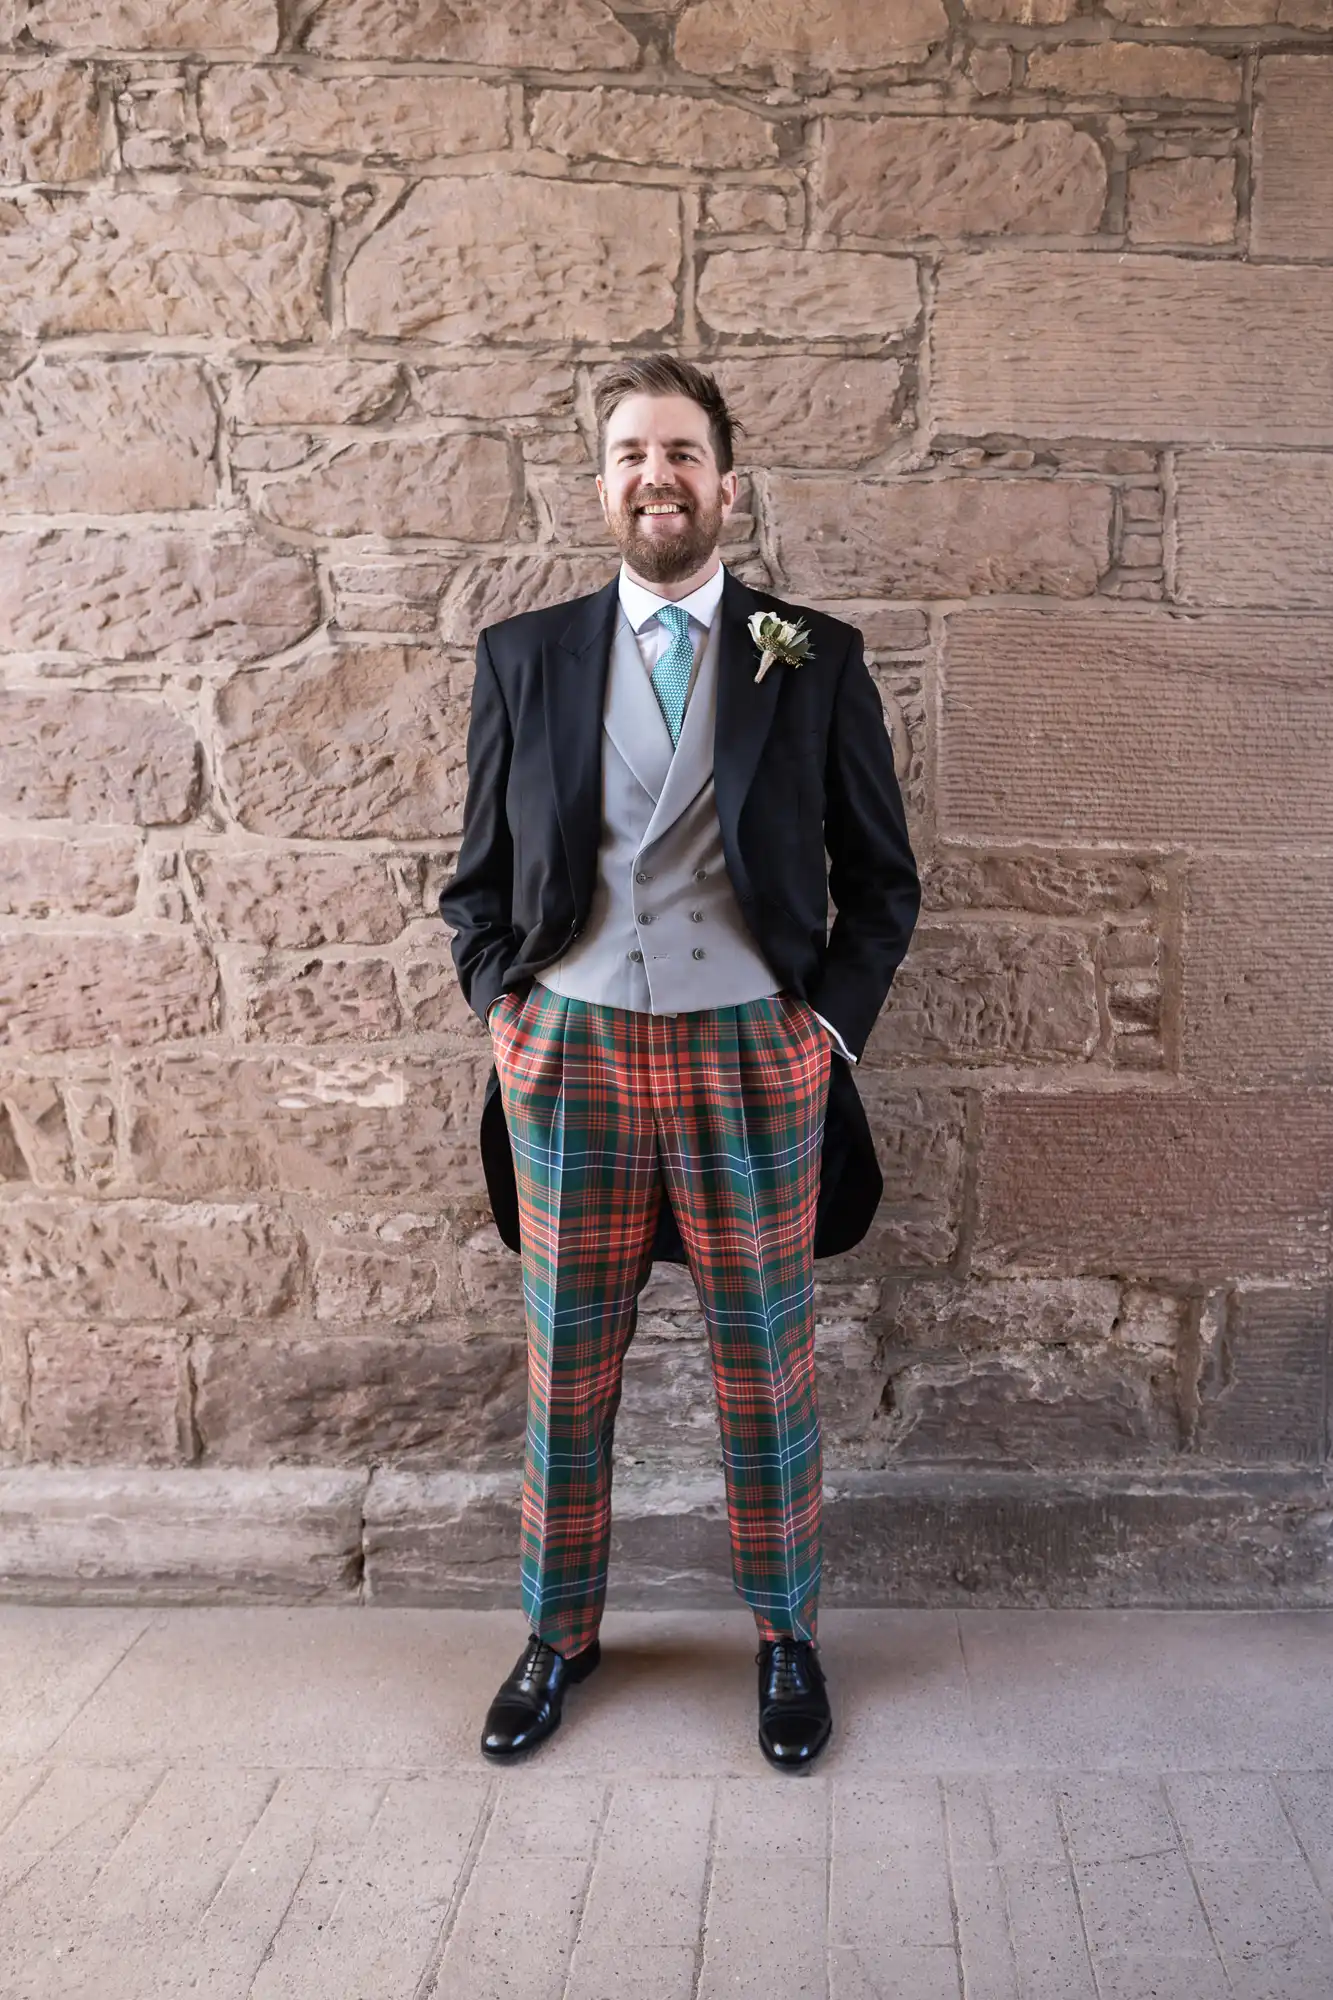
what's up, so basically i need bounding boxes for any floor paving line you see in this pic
[410,1774,499,2000]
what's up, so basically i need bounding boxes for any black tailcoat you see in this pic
[438,565,921,1263]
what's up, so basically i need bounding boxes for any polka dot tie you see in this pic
[651,602,695,747]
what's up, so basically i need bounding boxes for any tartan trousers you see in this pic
[488,984,833,1655]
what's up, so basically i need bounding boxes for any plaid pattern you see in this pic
[489,985,832,1655]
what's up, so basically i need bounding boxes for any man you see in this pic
[439,355,920,1771]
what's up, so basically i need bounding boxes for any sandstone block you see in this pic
[1182,854,1333,1083]
[939,607,1333,844]
[877,1348,1176,1465]
[0,934,215,1053]
[0,1078,75,1188]
[616,1343,720,1464]
[710,358,904,467]
[1195,1287,1330,1464]
[698,250,920,339]
[0,360,217,514]
[702,187,788,235]
[200,68,508,159]
[1253,58,1333,258]
[975,1090,1333,1279]
[412,359,575,422]
[818,117,1106,241]
[0,1199,304,1321]
[458,1223,525,1319]
[185,850,408,948]
[822,1081,968,1275]
[1105,0,1333,22]
[1175,451,1333,608]
[883,1276,1136,1352]
[254,435,512,542]
[22,0,278,48]
[345,178,679,345]
[399,948,484,1034]
[314,1248,441,1324]
[328,561,454,636]
[215,645,467,840]
[0,834,139,919]
[0,532,319,665]
[863,922,1099,1064]
[1026,42,1240,100]
[27,1324,186,1465]
[675,0,948,74]
[770,474,1111,598]
[0,1322,22,1458]
[531,86,776,168]
[1128,157,1235,246]
[0,191,328,340]
[964,0,1076,17]
[124,1051,492,1200]
[437,556,614,642]
[0,61,102,182]
[243,361,402,426]
[307,0,637,66]
[922,850,1157,918]
[193,1334,526,1466]
[932,253,1333,445]
[0,692,198,829]
[232,954,403,1043]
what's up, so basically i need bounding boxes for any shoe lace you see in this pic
[763,1638,810,1700]
[517,1634,558,1688]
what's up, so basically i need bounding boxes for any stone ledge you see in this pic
[1,1465,1329,1608]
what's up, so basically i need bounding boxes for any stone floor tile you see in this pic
[985,1779,1098,2000]
[564,1779,713,2000]
[696,1777,828,2000]
[944,1778,1021,2000]
[828,1942,961,1998]
[829,1779,954,1948]
[0,1610,152,1761]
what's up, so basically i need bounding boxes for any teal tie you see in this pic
[651,602,695,747]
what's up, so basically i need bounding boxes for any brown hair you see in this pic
[592,355,743,476]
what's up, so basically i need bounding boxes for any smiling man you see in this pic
[440,355,920,1771]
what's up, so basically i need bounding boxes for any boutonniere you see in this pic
[748,609,814,684]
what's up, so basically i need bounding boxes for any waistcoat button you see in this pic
[692,947,706,959]
[637,911,653,924]
[635,869,650,883]
[629,948,643,962]
[690,909,703,922]
[694,868,707,881]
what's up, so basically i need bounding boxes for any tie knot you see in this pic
[658,602,691,639]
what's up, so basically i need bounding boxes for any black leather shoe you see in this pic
[480,1632,601,1761]
[756,1637,832,1770]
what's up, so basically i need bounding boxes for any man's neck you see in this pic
[621,550,723,603]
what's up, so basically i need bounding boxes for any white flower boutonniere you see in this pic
[748,609,814,685]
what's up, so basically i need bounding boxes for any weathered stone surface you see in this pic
[0,692,198,827]
[345,178,680,345]
[22,0,278,48]
[0,1321,22,1458]
[185,850,408,948]
[437,555,613,641]
[1027,42,1240,100]
[124,1052,491,1199]
[770,474,1111,598]
[965,0,1075,17]
[710,358,903,467]
[0,61,102,181]
[699,249,919,339]
[932,254,1333,445]
[215,645,466,840]
[675,0,949,74]
[922,850,1158,918]
[863,923,1099,1065]
[1182,855,1333,1083]
[531,86,776,168]
[193,1334,526,1466]
[0,191,328,340]
[939,607,1333,844]
[1253,58,1333,259]
[702,186,788,235]
[254,436,512,542]
[975,1091,1333,1279]
[412,359,576,422]
[27,1324,185,1465]
[0,533,319,664]
[199,68,508,159]
[0,360,217,514]
[1105,0,1333,22]
[232,954,403,1044]
[822,1082,968,1276]
[307,0,637,66]
[877,1348,1176,1465]
[1128,157,1236,246]
[0,1466,365,1602]
[328,560,455,636]
[0,1078,75,1187]
[881,1276,1184,1355]
[616,1343,720,1465]
[1176,451,1333,609]
[243,361,402,427]
[0,834,139,918]
[398,949,485,1036]
[1195,1287,1330,1464]
[818,117,1106,241]
[314,1247,442,1324]
[0,1199,303,1321]
[0,935,215,1053]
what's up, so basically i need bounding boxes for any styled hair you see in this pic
[592,355,743,475]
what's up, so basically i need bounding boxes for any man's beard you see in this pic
[605,486,725,584]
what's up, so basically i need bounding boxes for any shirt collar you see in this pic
[618,559,727,636]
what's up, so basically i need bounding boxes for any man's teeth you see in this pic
[640,503,684,514]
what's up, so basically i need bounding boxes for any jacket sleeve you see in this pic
[437,629,520,1023]
[808,628,921,1060]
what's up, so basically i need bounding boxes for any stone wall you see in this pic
[1,0,1331,1602]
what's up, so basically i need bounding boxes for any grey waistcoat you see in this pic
[535,602,782,1014]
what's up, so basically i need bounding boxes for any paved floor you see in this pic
[4,1606,1333,1998]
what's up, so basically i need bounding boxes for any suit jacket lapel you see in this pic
[543,575,619,903]
[713,566,781,852]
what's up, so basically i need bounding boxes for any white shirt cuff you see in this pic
[811,1008,856,1064]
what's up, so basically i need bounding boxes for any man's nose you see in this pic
[642,446,676,486]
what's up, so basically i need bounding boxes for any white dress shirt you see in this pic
[616,559,856,1066]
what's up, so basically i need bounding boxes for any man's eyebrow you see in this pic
[609,436,706,450]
